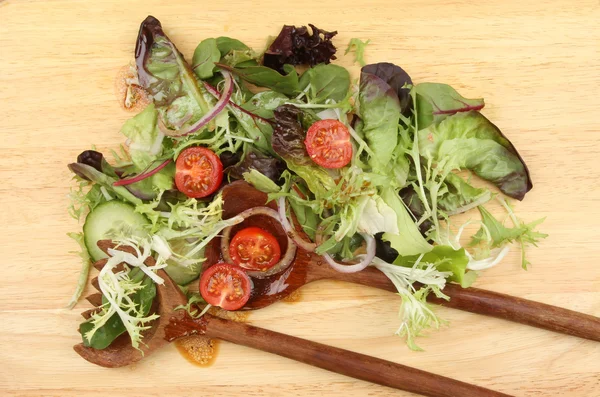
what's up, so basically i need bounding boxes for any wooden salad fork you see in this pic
[210,181,600,342]
[74,240,511,397]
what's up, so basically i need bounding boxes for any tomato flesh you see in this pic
[199,263,251,311]
[229,227,281,271]
[304,119,352,169]
[175,147,223,198]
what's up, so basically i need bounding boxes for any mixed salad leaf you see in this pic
[67,16,547,351]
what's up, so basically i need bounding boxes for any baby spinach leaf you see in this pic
[415,83,484,130]
[192,38,220,79]
[67,163,142,206]
[418,111,533,200]
[394,245,476,288]
[289,192,319,240]
[299,63,350,103]
[221,50,258,68]
[135,16,212,132]
[217,63,299,96]
[216,36,251,55]
[359,67,402,171]
[241,91,290,119]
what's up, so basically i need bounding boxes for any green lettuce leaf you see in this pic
[243,169,280,193]
[438,173,491,216]
[135,16,212,133]
[119,104,163,170]
[218,63,299,96]
[380,186,432,256]
[192,38,220,79]
[394,245,476,288]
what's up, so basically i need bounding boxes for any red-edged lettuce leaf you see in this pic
[418,111,533,200]
[135,16,211,131]
[225,148,285,183]
[361,63,412,113]
[415,83,485,129]
[358,65,402,170]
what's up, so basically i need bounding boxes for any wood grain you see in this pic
[0,0,599,396]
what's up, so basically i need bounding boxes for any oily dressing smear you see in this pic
[174,307,249,367]
[114,64,151,112]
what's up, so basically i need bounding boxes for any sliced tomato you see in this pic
[199,263,251,311]
[229,227,281,271]
[175,147,223,198]
[304,119,352,169]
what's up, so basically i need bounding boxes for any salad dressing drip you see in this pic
[175,307,249,366]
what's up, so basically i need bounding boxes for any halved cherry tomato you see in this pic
[199,263,251,311]
[304,119,352,169]
[175,147,223,198]
[229,227,281,271]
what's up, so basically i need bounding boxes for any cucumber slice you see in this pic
[164,239,204,285]
[83,201,150,261]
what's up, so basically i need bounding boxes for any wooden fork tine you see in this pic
[86,293,103,307]
[93,258,108,271]
[81,307,101,319]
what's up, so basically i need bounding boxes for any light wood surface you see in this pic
[1,0,599,396]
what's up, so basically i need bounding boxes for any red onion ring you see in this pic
[322,233,376,273]
[220,206,297,279]
[160,70,233,137]
[277,197,317,252]
[113,159,172,186]
[203,81,274,125]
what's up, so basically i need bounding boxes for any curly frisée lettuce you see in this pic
[67,16,547,352]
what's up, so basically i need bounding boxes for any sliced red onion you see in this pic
[203,81,274,125]
[220,206,297,279]
[162,70,233,137]
[113,159,172,186]
[277,197,316,252]
[322,233,376,273]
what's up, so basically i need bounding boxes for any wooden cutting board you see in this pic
[1,0,599,396]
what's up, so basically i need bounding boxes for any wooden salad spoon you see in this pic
[207,181,600,342]
[74,241,510,397]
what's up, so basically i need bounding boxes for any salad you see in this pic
[67,16,547,352]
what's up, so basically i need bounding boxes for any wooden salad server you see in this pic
[211,181,600,342]
[74,241,510,397]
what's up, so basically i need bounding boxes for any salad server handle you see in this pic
[203,315,511,397]
[329,267,600,342]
